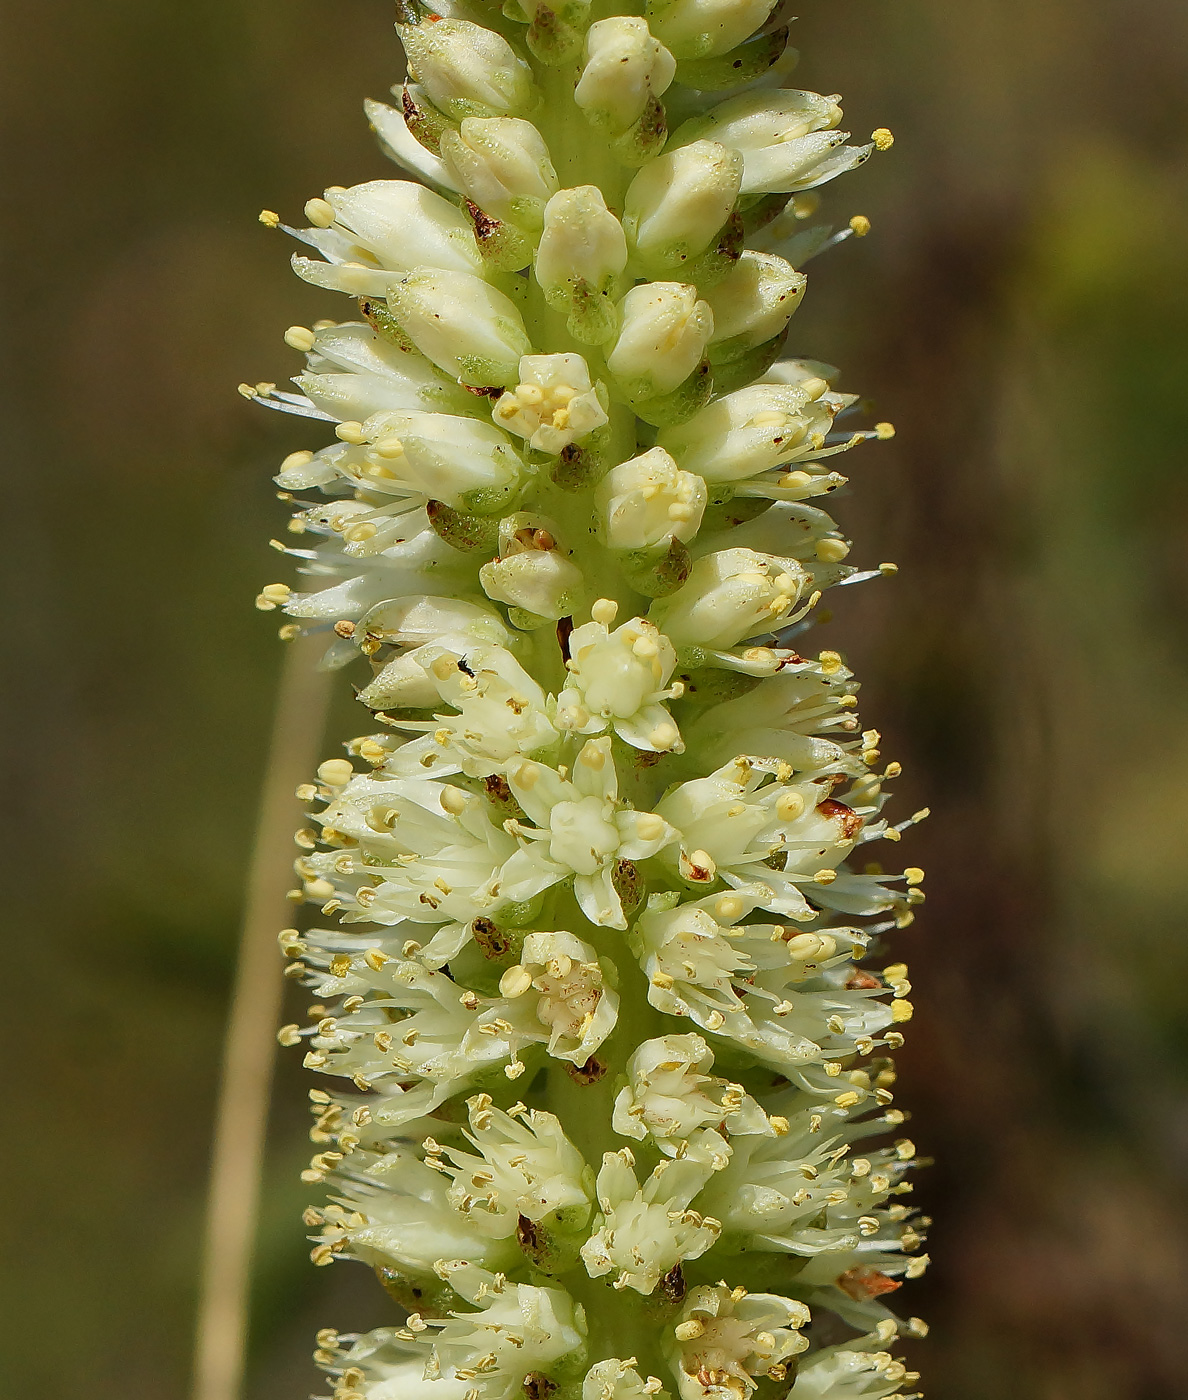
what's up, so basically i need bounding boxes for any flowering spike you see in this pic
[250,6,928,1398]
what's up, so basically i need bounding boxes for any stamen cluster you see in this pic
[251,2,928,1397]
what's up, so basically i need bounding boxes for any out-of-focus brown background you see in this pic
[4,1,1187,1396]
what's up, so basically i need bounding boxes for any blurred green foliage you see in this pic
[3,2,1187,1398]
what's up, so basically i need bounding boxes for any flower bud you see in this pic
[623,141,742,279]
[646,0,780,59]
[439,118,559,234]
[535,186,628,344]
[397,15,538,121]
[492,353,609,454]
[575,17,675,162]
[505,0,593,67]
[594,447,707,550]
[606,282,714,400]
[649,546,809,649]
[657,380,836,482]
[480,515,586,621]
[387,269,533,387]
[671,89,870,194]
[321,180,483,275]
[705,251,805,359]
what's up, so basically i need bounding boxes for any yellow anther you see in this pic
[890,999,914,1023]
[875,421,896,439]
[591,598,618,625]
[305,196,336,227]
[317,758,355,787]
[258,208,281,227]
[904,867,925,886]
[849,214,871,236]
[815,538,850,563]
[284,325,316,352]
[871,128,895,151]
[335,420,367,445]
[440,786,469,815]
[814,868,837,884]
[499,965,533,999]
[375,436,405,458]
[878,561,899,575]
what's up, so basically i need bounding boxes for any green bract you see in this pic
[250,3,927,1398]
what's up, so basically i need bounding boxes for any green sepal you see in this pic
[357,296,420,355]
[397,82,457,155]
[675,28,796,91]
[628,359,714,427]
[467,200,537,272]
[427,498,503,551]
[619,534,692,597]
[709,331,787,391]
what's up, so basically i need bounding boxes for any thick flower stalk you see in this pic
[250,3,929,1397]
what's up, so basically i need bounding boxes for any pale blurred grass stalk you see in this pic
[192,637,332,1400]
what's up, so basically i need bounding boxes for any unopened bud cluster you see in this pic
[251,2,926,1397]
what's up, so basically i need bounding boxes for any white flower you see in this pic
[425,1263,588,1400]
[667,1285,810,1400]
[397,15,539,121]
[439,117,559,235]
[584,1358,671,1400]
[496,929,620,1065]
[345,409,528,512]
[704,253,806,358]
[306,772,517,928]
[594,447,707,551]
[654,758,873,917]
[612,1034,771,1151]
[535,186,629,344]
[317,1327,472,1400]
[378,642,559,776]
[695,1130,866,1258]
[499,738,677,927]
[622,142,742,279]
[295,957,523,1130]
[556,614,684,752]
[438,1094,594,1240]
[649,548,811,650]
[678,652,862,773]
[670,91,870,195]
[580,1150,721,1294]
[786,1326,916,1400]
[293,321,478,420]
[656,379,848,486]
[492,353,609,453]
[479,513,587,621]
[607,282,714,400]
[316,179,484,276]
[387,269,533,388]
[575,17,676,134]
[315,1145,519,1277]
[644,0,780,60]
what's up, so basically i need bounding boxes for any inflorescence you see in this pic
[248,2,930,1396]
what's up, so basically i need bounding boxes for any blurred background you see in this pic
[4,0,1187,1396]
